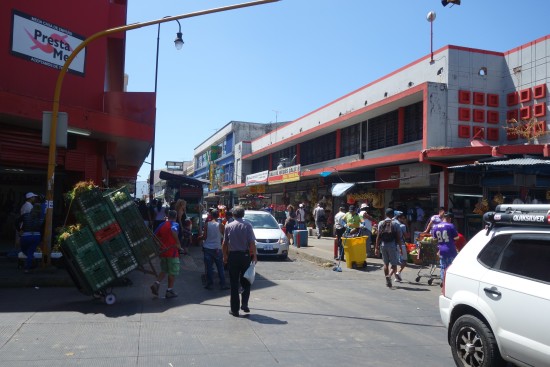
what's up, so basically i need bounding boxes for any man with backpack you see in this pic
[375,208,404,288]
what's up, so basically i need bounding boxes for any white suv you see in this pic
[439,204,550,367]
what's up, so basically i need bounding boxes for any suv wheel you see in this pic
[450,315,505,367]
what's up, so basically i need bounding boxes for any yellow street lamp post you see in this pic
[42,0,280,265]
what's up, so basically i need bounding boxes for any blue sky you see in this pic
[125,0,550,182]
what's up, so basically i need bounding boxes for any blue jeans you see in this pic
[440,255,456,282]
[203,248,226,286]
[20,233,41,270]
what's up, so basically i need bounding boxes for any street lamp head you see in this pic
[174,32,184,50]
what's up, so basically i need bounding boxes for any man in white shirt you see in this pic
[21,192,38,215]
[295,204,306,230]
[359,203,374,256]
[333,207,346,259]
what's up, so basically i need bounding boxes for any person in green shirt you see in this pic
[343,205,361,235]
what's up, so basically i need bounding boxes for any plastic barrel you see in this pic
[343,236,368,269]
[293,230,308,247]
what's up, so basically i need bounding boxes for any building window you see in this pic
[404,101,423,142]
[252,155,269,172]
[366,110,398,151]
[301,131,336,165]
[340,123,360,157]
[272,146,296,168]
[223,163,234,184]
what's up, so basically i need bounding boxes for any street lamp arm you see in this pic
[43,0,281,265]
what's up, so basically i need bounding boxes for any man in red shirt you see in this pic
[150,210,181,298]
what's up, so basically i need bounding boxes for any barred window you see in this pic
[252,155,269,172]
[340,124,360,157]
[272,146,296,167]
[300,132,336,165]
[404,101,423,143]
[367,110,398,151]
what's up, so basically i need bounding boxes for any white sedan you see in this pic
[244,210,289,260]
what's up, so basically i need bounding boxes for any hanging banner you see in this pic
[268,164,301,185]
[11,10,86,76]
[246,170,268,186]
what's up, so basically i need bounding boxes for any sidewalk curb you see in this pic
[288,246,335,267]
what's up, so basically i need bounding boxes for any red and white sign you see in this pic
[11,10,86,75]
[246,170,269,186]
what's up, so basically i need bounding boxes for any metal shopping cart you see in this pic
[414,234,440,285]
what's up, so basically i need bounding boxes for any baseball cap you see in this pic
[444,212,454,218]
[394,210,404,218]
[349,205,355,211]
[299,203,303,207]
[385,208,394,216]
[25,192,38,199]
[360,203,368,209]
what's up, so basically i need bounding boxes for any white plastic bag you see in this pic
[243,262,256,284]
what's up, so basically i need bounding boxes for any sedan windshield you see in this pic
[244,213,279,229]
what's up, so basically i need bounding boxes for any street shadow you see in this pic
[244,313,288,325]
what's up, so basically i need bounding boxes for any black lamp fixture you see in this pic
[441,0,461,6]
[174,19,184,50]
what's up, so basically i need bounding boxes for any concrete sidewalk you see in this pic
[288,234,384,270]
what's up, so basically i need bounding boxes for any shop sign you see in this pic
[11,10,86,75]
[246,170,269,186]
[249,185,266,194]
[268,164,301,185]
[399,163,430,188]
[375,163,430,189]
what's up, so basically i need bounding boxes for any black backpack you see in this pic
[379,219,396,242]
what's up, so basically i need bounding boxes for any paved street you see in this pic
[0,237,453,366]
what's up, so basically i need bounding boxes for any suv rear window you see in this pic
[478,234,550,283]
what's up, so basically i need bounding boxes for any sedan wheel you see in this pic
[450,315,505,367]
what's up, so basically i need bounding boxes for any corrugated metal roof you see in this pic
[449,158,550,169]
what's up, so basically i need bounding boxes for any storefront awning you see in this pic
[449,158,550,174]
[331,183,355,197]
[159,171,209,188]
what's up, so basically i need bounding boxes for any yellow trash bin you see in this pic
[343,236,368,269]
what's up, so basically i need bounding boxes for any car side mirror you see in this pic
[279,223,283,229]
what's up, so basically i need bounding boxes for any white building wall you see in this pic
[250,38,550,159]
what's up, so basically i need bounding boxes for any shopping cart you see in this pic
[414,234,440,285]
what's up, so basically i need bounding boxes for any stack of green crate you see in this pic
[74,187,138,278]
[60,227,115,293]
[104,187,158,264]
[98,233,138,278]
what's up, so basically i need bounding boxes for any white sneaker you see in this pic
[395,272,402,282]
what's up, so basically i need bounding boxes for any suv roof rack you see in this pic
[484,205,550,234]
[495,204,550,213]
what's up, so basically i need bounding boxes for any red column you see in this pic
[296,143,301,164]
[398,107,405,145]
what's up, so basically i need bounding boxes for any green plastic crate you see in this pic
[75,188,104,212]
[98,233,133,259]
[106,251,138,278]
[129,236,159,264]
[104,187,134,213]
[81,260,116,292]
[81,204,116,232]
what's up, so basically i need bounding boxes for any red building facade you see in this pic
[0,1,154,244]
